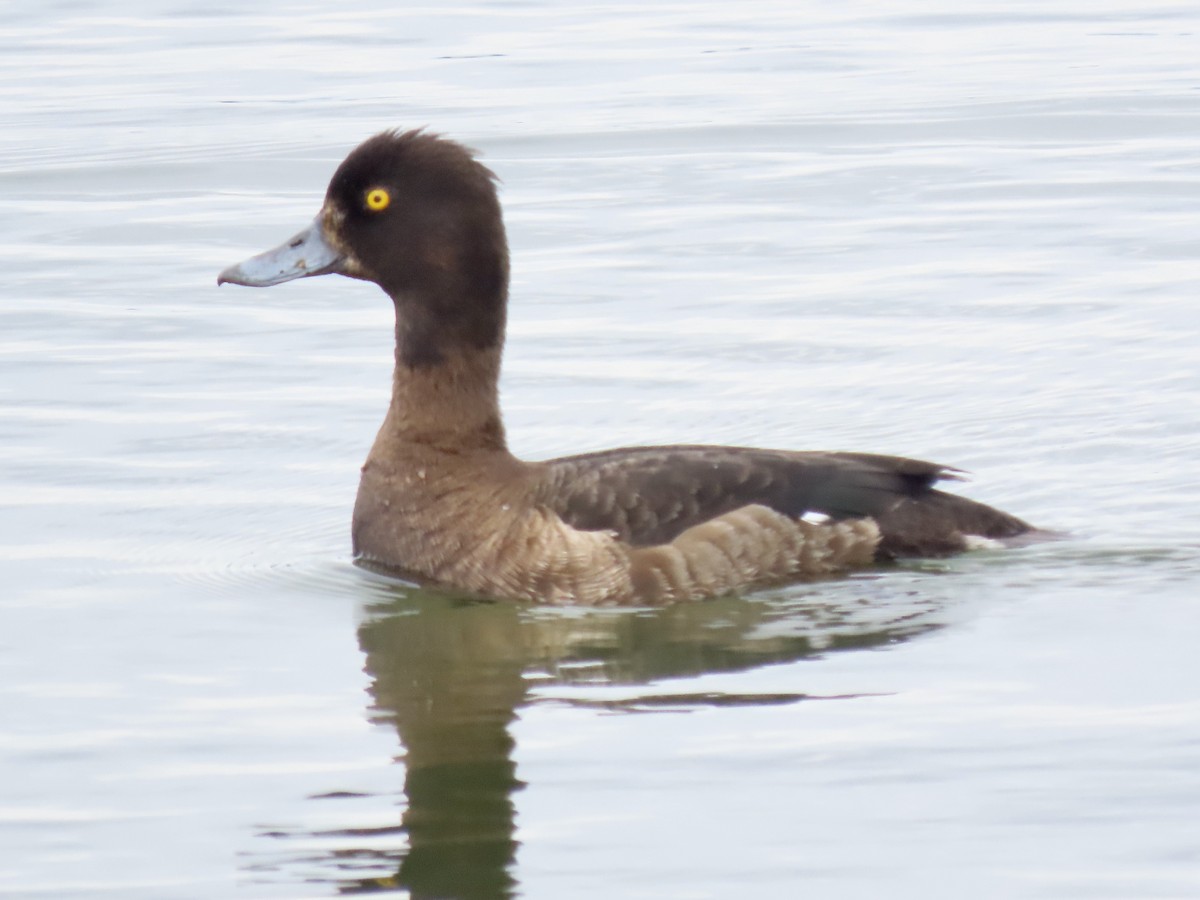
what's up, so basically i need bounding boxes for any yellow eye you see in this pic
[365,188,390,212]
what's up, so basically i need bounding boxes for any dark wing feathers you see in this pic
[538,444,1031,555]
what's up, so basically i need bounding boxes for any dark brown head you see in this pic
[218,129,510,369]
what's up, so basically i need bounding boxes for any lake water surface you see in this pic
[3,2,1199,897]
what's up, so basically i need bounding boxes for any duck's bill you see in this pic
[217,215,344,287]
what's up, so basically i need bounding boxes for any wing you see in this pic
[535,444,1013,552]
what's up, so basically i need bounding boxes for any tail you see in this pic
[872,489,1035,559]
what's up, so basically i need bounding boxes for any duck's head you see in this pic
[218,129,509,368]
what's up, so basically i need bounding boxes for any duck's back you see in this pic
[538,444,1031,557]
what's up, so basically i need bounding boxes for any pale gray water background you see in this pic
[2,1,1199,897]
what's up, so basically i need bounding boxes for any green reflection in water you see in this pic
[311,575,945,898]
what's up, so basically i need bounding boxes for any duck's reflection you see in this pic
[315,574,944,897]
[355,597,528,898]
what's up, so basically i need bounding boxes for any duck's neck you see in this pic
[380,325,508,454]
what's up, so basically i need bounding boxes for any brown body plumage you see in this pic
[219,129,1034,604]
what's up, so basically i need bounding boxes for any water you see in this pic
[3,1,1199,897]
